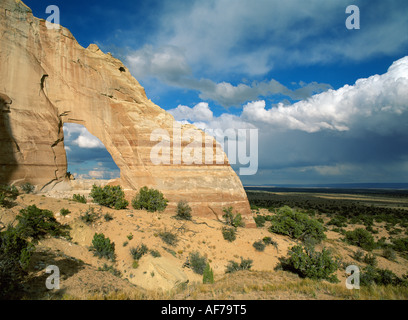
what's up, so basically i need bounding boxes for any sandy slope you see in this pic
[1,190,407,300]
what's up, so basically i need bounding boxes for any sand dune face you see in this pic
[0,0,251,221]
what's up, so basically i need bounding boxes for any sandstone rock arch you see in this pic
[0,0,251,220]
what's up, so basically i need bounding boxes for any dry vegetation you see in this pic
[1,185,408,300]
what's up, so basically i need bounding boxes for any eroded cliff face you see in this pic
[0,0,252,220]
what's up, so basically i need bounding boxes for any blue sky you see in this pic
[24,0,408,185]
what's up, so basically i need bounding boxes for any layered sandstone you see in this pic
[0,0,252,221]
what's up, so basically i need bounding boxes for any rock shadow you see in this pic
[0,93,17,185]
[21,249,87,300]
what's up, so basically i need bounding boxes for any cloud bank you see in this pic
[168,56,408,184]
[125,0,408,108]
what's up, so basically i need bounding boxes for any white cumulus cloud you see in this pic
[168,102,213,122]
[64,123,105,149]
[241,56,408,134]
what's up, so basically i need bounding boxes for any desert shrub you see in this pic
[90,184,128,209]
[163,247,177,257]
[0,185,19,208]
[262,236,272,245]
[16,205,71,242]
[150,249,161,258]
[263,236,279,251]
[344,228,376,251]
[350,214,374,227]
[391,237,408,254]
[175,200,192,220]
[0,225,34,299]
[363,253,378,267]
[253,240,266,252]
[327,215,348,228]
[222,226,237,242]
[80,207,101,224]
[159,231,178,246]
[188,251,207,275]
[130,244,148,261]
[352,249,365,262]
[253,215,266,228]
[72,194,87,204]
[222,207,245,228]
[225,257,253,274]
[131,186,168,212]
[104,213,113,221]
[383,247,397,261]
[98,263,122,277]
[277,244,340,283]
[1,204,72,298]
[360,265,403,286]
[203,263,214,284]
[21,182,35,194]
[268,206,326,243]
[90,233,115,261]
[60,208,71,216]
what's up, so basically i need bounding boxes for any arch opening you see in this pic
[63,123,120,181]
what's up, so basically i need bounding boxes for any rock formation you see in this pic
[0,0,252,221]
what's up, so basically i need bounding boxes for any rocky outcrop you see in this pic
[0,0,252,221]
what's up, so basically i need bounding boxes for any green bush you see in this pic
[60,208,71,216]
[98,263,122,277]
[352,249,365,262]
[188,251,207,275]
[21,182,35,194]
[150,249,161,258]
[253,240,266,252]
[131,186,168,212]
[391,237,408,254]
[222,207,245,228]
[360,265,403,286]
[344,228,376,251]
[0,225,34,299]
[262,236,279,251]
[0,185,19,208]
[203,263,214,284]
[222,226,237,242]
[253,215,266,228]
[16,205,71,242]
[363,253,378,267]
[262,236,272,245]
[225,257,253,274]
[159,231,178,246]
[90,233,115,261]
[268,206,326,243]
[277,244,339,283]
[327,215,348,228]
[72,194,87,204]
[175,200,192,220]
[104,213,114,221]
[383,247,397,261]
[80,207,101,224]
[130,244,149,261]
[1,204,72,298]
[90,184,128,209]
